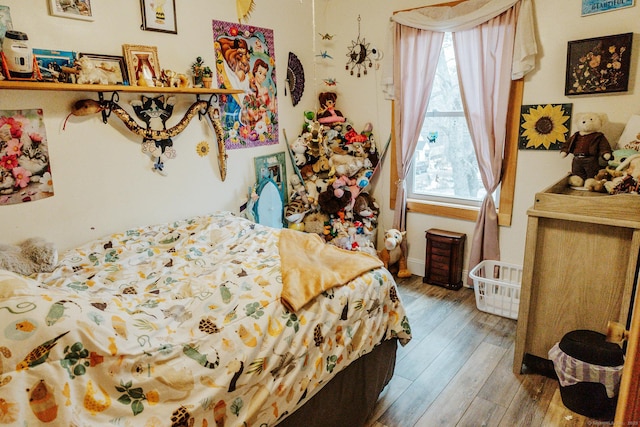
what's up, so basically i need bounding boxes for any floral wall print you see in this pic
[0,109,54,205]
[212,19,278,150]
[519,104,572,150]
[565,33,633,95]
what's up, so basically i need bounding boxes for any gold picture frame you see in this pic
[122,44,161,87]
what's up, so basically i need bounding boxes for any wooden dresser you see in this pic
[513,176,640,374]
[423,229,466,290]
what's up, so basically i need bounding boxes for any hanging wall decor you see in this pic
[345,15,373,78]
[48,0,93,21]
[68,96,228,179]
[0,109,54,205]
[212,19,278,150]
[236,0,255,23]
[565,33,633,96]
[519,104,572,150]
[140,0,177,34]
[286,52,305,107]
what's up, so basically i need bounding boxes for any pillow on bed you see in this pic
[0,269,43,298]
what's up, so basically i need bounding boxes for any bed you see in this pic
[0,211,411,426]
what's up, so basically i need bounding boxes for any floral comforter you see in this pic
[0,212,411,426]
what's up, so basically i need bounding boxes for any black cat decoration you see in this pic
[131,95,177,174]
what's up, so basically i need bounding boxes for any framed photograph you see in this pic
[254,152,288,204]
[48,0,93,21]
[33,48,76,83]
[78,53,128,85]
[582,0,634,16]
[565,33,633,96]
[519,104,572,150]
[122,44,161,87]
[140,0,177,34]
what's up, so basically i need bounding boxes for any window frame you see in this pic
[390,78,523,227]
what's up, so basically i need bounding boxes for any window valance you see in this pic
[387,0,537,80]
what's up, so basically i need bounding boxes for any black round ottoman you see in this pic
[548,330,624,420]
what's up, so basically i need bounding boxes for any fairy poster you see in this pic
[0,109,54,205]
[212,20,278,149]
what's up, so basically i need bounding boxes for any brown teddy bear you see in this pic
[0,238,58,276]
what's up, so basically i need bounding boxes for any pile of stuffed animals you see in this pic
[562,112,640,195]
[285,92,382,254]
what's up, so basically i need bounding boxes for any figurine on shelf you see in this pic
[317,92,345,125]
[191,56,208,87]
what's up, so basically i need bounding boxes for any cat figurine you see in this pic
[130,95,177,174]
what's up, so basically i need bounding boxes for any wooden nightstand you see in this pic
[423,229,466,290]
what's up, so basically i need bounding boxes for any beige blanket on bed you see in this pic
[279,228,383,311]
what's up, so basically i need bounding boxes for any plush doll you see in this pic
[318,187,351,214]
[377,229,411,278]
[0,238,58,276]
[561,112,612,187]
[290,136,309,166]
[316,92,346,125]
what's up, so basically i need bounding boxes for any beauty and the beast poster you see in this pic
[212,19,278,150]
[0,109,54,205]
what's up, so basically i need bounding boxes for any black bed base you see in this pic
[276,338,398,427]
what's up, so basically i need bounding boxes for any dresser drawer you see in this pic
[423,229,466,290]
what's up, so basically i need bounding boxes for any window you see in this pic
[392,37,521,227]
[408,33,487,207]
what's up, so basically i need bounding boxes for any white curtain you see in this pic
[391,26,444,231]
[385,0,537,270]
[453,5,518,276]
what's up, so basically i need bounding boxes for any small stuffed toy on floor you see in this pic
[378,229,411,278]
[0,238,58,276]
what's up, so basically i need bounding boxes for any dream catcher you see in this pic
[286,52,305,107]
[345,15,373,78]
[236,0,255,23]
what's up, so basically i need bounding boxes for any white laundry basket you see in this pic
[469,260,522,320]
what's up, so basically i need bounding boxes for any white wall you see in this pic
[2,0,639,276]
[317,0,640,277]
[0,0,313,250]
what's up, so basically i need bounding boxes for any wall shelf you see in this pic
[0,80,243,96]
[0,80,241,181]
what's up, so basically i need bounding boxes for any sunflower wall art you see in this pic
[0,109,54,205]
[519,104,572,150]
[212,19,278,150]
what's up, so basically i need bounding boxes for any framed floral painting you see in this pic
[565,33,633,96]
[0,109,54,205]
[519,104,572,150]
[212,19,278,150]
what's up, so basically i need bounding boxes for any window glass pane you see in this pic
[409,33,488,206]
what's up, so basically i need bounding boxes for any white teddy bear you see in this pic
[561,112,612,187]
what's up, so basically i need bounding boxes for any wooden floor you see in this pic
[366,275,598,427]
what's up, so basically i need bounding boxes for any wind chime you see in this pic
[345,15,373,78]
